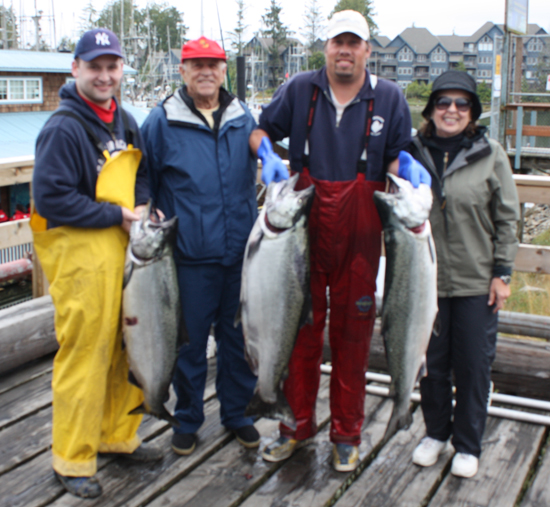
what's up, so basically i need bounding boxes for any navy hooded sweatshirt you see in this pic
[33,82,149,229]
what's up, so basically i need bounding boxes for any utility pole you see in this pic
[120,0,124,55]
[1,0,8,49]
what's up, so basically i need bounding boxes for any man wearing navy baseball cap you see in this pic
[32,29,161,499]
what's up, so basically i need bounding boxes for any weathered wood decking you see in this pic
[0,355,549,507]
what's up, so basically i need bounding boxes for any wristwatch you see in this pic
[499,275,511,285]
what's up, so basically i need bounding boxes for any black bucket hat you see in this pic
[422,70,482,121]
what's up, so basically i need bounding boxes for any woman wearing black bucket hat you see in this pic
[406,70,520,478]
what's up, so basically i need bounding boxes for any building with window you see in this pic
[0,50,138,157]
[368,22,547,88]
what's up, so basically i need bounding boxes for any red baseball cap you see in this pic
[181,36,226,62]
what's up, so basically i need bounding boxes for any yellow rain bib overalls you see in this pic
[31,112,145,477]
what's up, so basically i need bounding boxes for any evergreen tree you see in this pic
[331,0,378,37]
[261,0,289,85]
[227,0,247,56]
[0,5,18,49]
[79,1,98,33]
[146,3,185,52]
[302,0,324,50]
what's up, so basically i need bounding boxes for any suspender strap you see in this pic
[356,99,375,174]
[301,85,320,169]
[51,110,107,155]
[301,85,375,176]
[51,108,135,155]
[120,107,135,146]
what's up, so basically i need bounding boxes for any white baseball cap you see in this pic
[327,10,370,41]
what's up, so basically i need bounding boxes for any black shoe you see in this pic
[171,433,197,455]
[105,442,164,462]
[54,472,102,498]
[234,425,261,448]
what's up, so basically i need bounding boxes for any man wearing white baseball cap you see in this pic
[250,10,428,472]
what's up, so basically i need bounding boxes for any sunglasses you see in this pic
[434,96,472,112]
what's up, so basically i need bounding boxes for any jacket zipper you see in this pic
[440,152,448,211]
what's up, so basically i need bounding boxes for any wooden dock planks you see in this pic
[0,359,549,507]
[428,417,545,507]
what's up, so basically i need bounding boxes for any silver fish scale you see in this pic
[241,213,309,405]
[123,242,180,418]
[375,177,438,441]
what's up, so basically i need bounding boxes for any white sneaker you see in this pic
[412,437,448,467]
[451,452,479,478]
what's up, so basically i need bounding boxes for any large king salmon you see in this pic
[374,174,438,442]
[237,174,315,429]
[122,201,187,426]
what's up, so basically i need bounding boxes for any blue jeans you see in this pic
[172,261,256,434]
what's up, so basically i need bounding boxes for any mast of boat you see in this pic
[120,0,124,55]
[50,0,56,48]
[1,0,7,49]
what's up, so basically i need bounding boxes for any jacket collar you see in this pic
[417,126,492,178]
[164,85,246,130]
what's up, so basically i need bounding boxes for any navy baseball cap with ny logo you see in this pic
[74,29,124,61]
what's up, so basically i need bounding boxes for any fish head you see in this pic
[130,201,178,261]
[374,174,433,230]
[265,174,315,230]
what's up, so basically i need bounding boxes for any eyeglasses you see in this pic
[434,96,472,112]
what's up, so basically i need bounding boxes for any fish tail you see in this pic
[245,390,296,431]
[382,405,413,444]
[156,406,180,428]
[128,403,180,428]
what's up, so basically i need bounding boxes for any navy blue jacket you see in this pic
[259,68,412,181]
[141,86,257,266]
[33,83,149,229]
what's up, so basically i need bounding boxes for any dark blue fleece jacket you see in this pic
[33,82,149,229]
[259,67,412,182]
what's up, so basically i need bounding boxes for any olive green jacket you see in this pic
[410,134,520,298]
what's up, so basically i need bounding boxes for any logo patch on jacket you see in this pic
[371,116,385,136]
[355,295,373,315]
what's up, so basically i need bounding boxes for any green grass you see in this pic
[504,228,550,315]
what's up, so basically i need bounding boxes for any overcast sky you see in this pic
[13,0,550,49]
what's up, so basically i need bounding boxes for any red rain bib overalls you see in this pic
[281,89,384,446]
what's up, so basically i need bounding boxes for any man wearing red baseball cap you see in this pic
[141,36,260,456]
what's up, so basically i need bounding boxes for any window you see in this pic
[526,71,534,79]
[527,38,543,52]
[384,54,395,61]
[397,81,408,89]
[477,69,491,78]
[478,56,492,64]
[431,47,446,62]
[478,36,493,52]
[0,77,43,103]
[398,47,413,62]
[398,67,412,75]
[431,67,443,76]
[526,57,538,65]
[464,43,476,53]
[417,55,427,62]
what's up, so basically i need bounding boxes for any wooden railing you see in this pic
[1,160,550,299]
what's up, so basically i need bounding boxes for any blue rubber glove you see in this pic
[258,137,289,185]
[397,151,432,188]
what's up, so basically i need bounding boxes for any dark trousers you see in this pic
[420,295,498,457]
[172,262,256,434]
